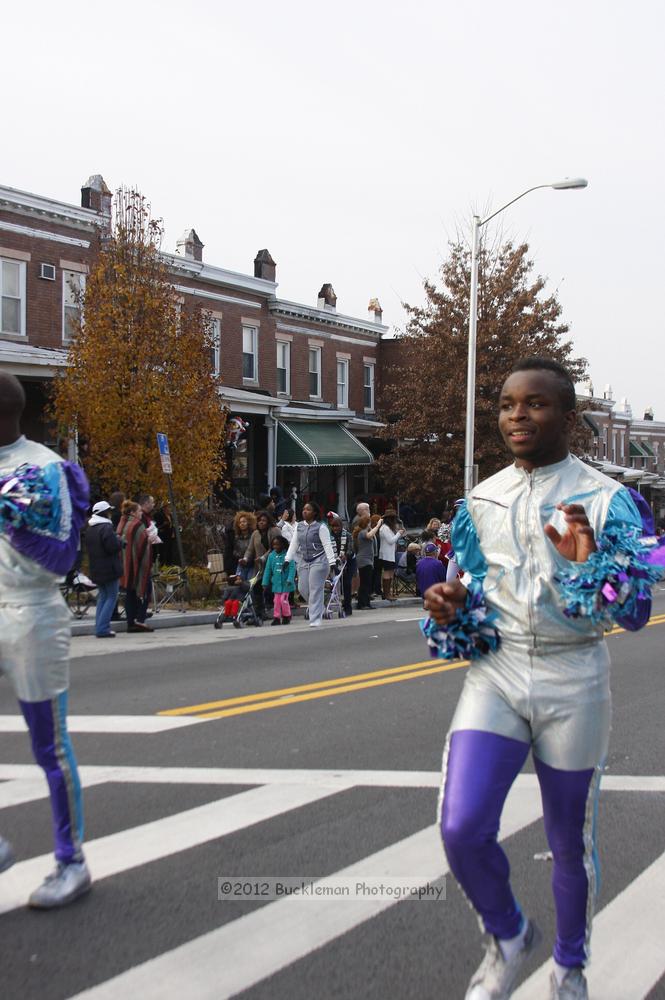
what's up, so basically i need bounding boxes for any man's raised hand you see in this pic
[544,503,597,563]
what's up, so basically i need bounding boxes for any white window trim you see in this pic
[210,317,221,376]
[308,345,322,399]
[62,270,86,344]
[1,256,27,338]
[336,358,349,408]
[242,324,259,383]
[363,362,375,412]
[276,339,290,395]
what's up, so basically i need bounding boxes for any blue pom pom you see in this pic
[421,580,501,661]
[557,526,664,625]
[0,463,56,534]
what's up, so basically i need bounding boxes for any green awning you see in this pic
[630,441,648,458]
[640,441,655,458]
[277,421,374,467]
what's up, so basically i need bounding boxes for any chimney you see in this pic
[81,174,112,234]
[254,249,276,282]
[317,283,337,311]
[175,229,204,262]
[368,297,383,324]
[616,396,632,418]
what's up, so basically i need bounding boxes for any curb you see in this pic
[70,597,422,637]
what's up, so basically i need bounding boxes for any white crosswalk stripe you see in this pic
[0,714,203,734]
[69,783,542,1000]
[513,845,665,999]
[1,765,664,999]
[0,782,347,917]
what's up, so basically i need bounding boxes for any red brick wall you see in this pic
[174,276,273,390]
[0,208,99,350]
[272,319,378,411]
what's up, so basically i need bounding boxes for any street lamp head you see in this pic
[550,177,588,190]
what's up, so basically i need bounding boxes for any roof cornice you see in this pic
[269,298,387,338]
[161,251,277,297]
[0,185,102,232]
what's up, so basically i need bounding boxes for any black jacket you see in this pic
[86,519,123,584]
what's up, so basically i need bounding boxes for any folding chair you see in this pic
[206,550,226,598]
[151,567,188,613]
[392,549,418,597]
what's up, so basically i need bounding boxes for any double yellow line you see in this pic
[158,656,470,721]
[158,612,665,722]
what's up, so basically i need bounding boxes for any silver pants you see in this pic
[298,557,329,625]
[0,590,71,702]
[449,639,611,770]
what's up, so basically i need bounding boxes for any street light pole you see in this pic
[462,178,588,496]
[463,215,481,496]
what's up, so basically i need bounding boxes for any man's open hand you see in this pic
[423,580,468,625]
[544,503,597,563]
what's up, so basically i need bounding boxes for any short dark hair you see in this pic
[302,500,322,520]
[510,357,576,411]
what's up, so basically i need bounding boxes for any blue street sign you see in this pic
[156,433,172,474]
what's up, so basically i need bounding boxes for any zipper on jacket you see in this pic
[524,472,537,649]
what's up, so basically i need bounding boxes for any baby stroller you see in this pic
[323,562,346,620]
[214,566,264,630]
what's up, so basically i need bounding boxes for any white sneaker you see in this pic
[549,968,588,1000]
[0,836,15,873]
[28,860,92,909]
[465,919,541,999]
[308,620,322,627]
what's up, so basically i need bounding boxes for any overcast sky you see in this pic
[3,0,662,416]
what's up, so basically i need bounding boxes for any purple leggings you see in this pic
[440,729,599,968]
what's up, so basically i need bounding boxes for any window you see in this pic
[1,258,26,336]
[242,326,258,381]
[63,270,85,342]
[363,363,375,411]
[336,359,349,408]
[209,318,221,375]
[309,347,321,397]
[276,340,290,394]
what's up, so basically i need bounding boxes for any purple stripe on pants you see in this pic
[20,695,84,863]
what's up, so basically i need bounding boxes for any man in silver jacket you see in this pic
[0,373,92,907]
[425,358,651,1000]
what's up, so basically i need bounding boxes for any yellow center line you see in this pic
[158,657,461,716]
[157,612,665,722]
[193,660,470,720]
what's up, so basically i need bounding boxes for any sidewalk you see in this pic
[70,596,422,637]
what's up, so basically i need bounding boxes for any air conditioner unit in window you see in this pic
[39,263,56,280]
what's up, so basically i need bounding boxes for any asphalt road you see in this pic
[1,593,665,1000]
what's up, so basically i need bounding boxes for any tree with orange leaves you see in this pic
[378,238,588,508]
[52,188,226,508]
